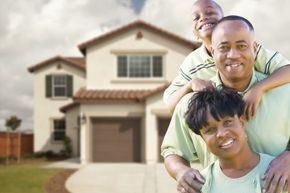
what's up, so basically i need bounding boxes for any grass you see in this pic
[0,159,62,193]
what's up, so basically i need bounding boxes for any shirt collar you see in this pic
[212,69,259,96]
[199,44,214,64]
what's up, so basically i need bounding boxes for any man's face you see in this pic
[192,0,223,41]
[200,113,246,159]
[211,20,257,84]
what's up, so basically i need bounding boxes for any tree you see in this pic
[5,116,22,163]
[5,116,22,131]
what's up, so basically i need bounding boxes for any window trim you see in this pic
[51,118,66,143]
[116,55,164,79]
[52,75,67,98]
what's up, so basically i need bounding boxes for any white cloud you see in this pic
[0,0,135,131]
[1,0,290,131]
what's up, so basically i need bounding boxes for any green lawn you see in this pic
[0,160,62,193]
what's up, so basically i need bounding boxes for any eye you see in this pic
[218,45,229,52]
[237,44,248,50]
[193,14,200,21]
[224,119,233,127]
[203,127,217,135]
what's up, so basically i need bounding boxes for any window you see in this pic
[53,75,67,97]
[117,55,163,78]
[46,75,73,98]
[53,119,66,141]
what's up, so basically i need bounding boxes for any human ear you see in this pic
[239,115,246,126]
[253,41,258,55]
[210,46,214,56]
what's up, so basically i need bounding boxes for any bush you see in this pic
[62,136,72,158]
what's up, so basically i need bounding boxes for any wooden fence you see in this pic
[0,131,34,158]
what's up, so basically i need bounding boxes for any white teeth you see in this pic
[220,139,234,148]
[201,23,214,30]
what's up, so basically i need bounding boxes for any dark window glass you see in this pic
[117,56,127,77]
[153,56,163,77]
[53,119,66,141]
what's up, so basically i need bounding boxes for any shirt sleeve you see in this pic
[163,54,193,105]
[161,93,198,162]
[254,45,290,75]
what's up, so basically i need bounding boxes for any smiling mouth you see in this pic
[199,23,215,31]
[219,138,235,149]
[225,63,243,71]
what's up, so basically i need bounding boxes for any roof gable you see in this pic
[78,20,201,55]
[28,55,85,73]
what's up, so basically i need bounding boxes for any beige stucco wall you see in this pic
[86,27,193,90]
[145,93,171,163]
[32,62,85,153]
[65,106,80,157]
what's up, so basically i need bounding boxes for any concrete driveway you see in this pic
[45,159,202,193]
[65,163,178,193]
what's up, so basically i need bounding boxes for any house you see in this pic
[28,20,200,164]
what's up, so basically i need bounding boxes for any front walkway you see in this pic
[45,159,202,193]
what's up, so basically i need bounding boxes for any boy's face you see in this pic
[200,113,247,160]
[211,20,257,84]
[192,0,223,41]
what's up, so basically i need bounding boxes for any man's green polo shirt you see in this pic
[161,70,290,167]
[163,44,290,104]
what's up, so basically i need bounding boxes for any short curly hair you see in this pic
[186,86,245,135]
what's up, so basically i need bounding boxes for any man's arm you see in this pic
[164,155,204,193]
[262,137,290,193]
[244,65,290,120]
[245,45,290,119]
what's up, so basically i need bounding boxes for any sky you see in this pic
[1,0,289,131]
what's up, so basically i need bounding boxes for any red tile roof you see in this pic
[60,83,169,113]
[28,55,85,73]
[74,83,169,102]
[60,102,80,113]
[78,20,201,55]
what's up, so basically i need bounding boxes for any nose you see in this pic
[227,48,240,59]
[200,14,209,22]
[216,126,228,139]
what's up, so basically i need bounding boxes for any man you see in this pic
[163,0,290,121]
[161,16,290,193]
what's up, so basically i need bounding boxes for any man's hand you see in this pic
[189,78,216,92]
[262,151,290,193]
[243,83,264,120]
[176,168,205,193]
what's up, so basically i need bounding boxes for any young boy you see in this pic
[164,0,290,120]
[185,87,275,193]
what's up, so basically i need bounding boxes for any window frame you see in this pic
[51,118,66,143]
[52,75,67,98]
[117,55,163,78]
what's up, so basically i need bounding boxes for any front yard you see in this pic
[0,159,75,193]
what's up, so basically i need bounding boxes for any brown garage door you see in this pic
[158,118,171,162]
[91,118,141,162]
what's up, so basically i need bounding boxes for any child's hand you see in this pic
[243,83,264,120]
[189,78,216,92]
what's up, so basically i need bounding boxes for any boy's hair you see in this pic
[192,0,224,16]
[186,87,245,135]
[213,15,255,33]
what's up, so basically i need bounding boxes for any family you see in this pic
[161,1,290,193]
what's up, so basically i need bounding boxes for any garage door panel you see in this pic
[92,118,141,162]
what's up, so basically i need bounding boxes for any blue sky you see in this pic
[0,0,289,130]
